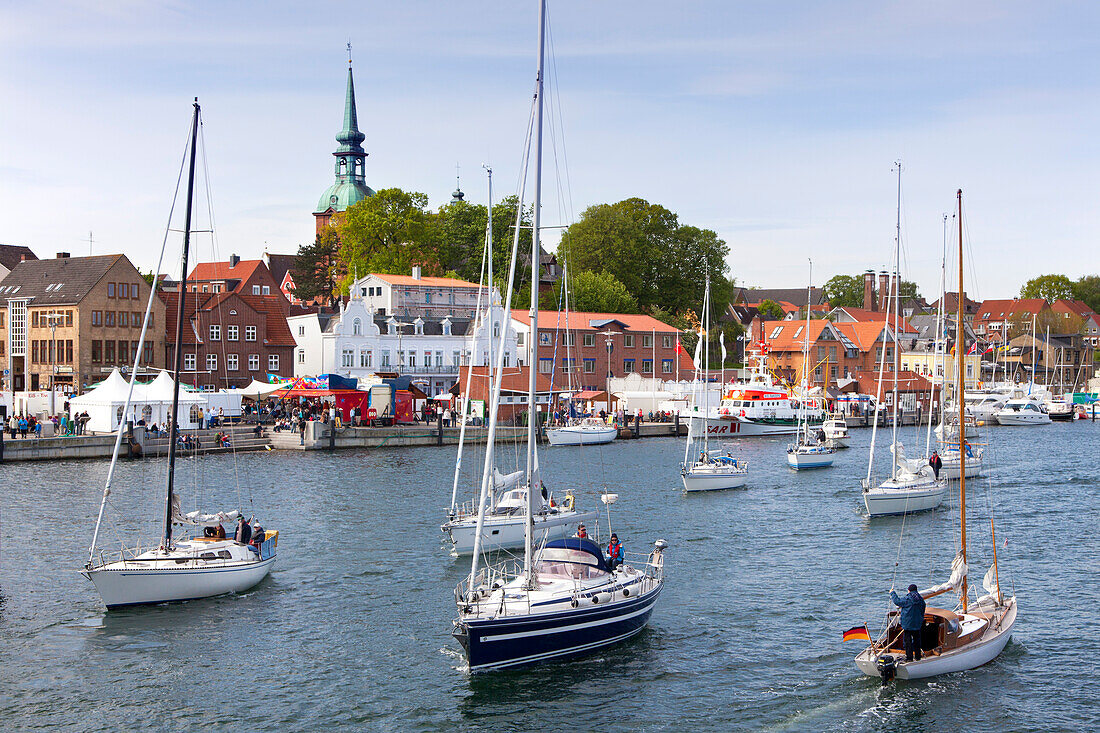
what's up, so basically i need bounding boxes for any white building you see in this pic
[351,266,489,320]
[289,277,519,397]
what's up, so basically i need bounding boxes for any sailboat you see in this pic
[452,1,666,671]
[681,274,749,491]
[442,168,595,556]
[787,261,834,469]
[862,164,944,517]
[547,263,617,446]
[854,189,1017,682]
[82,100,277,608]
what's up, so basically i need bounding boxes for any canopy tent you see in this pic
[69,369,206,433]
[230,379,292,399]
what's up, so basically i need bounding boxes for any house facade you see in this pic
[0,253,166,393]
[757,318,915,387]
[973,298,1050,344]
[349,267,489,320]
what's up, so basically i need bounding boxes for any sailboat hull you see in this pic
[681,466,748,491]
[786,450,835,469]
[547,425,618,445]
[444,510,598,555]
[687,414,800,436]
[863,482,945,516]
[84,556,275,608]
[455,583,662,672]
[855,597,1017,680]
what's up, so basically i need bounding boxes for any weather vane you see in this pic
[347,40,353,65]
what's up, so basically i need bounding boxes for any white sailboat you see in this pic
[787,260,835,470]
[862,164,944,517]
[453,2,666,670]
[681,274,748,491]
[83,101,276,608]
[442,168,595,555]
[854,189,1018,682]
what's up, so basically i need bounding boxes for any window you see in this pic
[662,335,673,348]
[91,310,102,326]
[120,283,129,299]
[298,325,305,336]
[245,325,257,341]
[132,283,140,299]
[662,359,673,374]
[493,323,501,338]
[298,349,306,364]
[539,332,552,346]
[517,332,524,346]
[119,312,128,328]
[642,359,653,374]
[184,353,196,371]
[408,351,416,368]
[268,354,279,372]
[425,291,432,304]
[381,350,391,367]
[539,358,554,374]
[624,334,635,348]
[206,353,218,371]
[252,285,261,295]
[442,320,452,336]
[353,318,362,336]
[132,312,140,328]
[119,340,130,360]
[624,359,635,373]
[793,326,804,339]
[107,282,115,298]
[91,340,102,363]
[360,349,372,368]
[562,357,575,373]
[143,342,152,364]
[31,340,38,363]
[583,334,595,347]
[414,320,424,335]
[424,350,431,368]
[209,325,221,341]
[227,353,239,371]
[227,325,238,341]
[770,326,784,339]
[105,311,115,327]
[32,311,40,327]
[262,285,270,295]
[583,359,596,373]
[342,348,354,367]
[453,349,462,366]
[248,354,260,371]
[564,333,575,346]
[642,334,653,348]
[435,350,443,367]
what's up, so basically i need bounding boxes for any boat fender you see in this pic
[570,598,579,608]
[622,587,630,597]
[876,655,897,686]
[590,594,599,604]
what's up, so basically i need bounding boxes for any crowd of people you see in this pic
[5,411,91,439]
[548,406,676,427]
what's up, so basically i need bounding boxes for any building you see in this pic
[732,286,827,311]
[973,299,1050,344]
[757,318,915,386]
[1003,332,1094,389]
[1051,299,1100,347]
[159,290,296,390]
[349,267,490,319]
[930,292,981,323]
[511,311,685,393]
[0,244,37,281]
[313,59,375,237]
[851,370,937,413]
[185,256,284,298]
[262,251,300,305]
[288,285,518,397]
[0,253,166,392]
[454,365,553,423]
[900,349,981,392]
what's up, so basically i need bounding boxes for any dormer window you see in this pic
[387,318,397,335]
[442,318,452,336]
[414,318,424,335]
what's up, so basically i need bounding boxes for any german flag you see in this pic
[842,625,871,642]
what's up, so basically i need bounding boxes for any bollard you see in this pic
[673,412,680,436]
[437,409,444,446]
[0,404,6,463]
[633,413,641,437]
[329,417,336,450]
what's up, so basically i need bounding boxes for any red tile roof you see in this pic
[1051,299,1096,318]
[975,298,1048,321]
[188,259,265,286]
[759,319,913,353]
[512,310,679,333]
[374,273,484,288]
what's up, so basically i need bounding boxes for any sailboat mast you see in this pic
[162,99,200,551]
[956,189,968,612]
[801,259,812,442]
[889,163,902,479]
[524,0,547,582]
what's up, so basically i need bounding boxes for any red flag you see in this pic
[675,336,685,356]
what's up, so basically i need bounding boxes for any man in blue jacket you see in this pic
[890,584,927,662]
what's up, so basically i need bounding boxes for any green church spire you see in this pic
[315,44,375,215]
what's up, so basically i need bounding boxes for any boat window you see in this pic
[218,550,232,559]
[200,552,217,560]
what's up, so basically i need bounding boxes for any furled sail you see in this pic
[982,564,998,595]
[919,551,968,597]
[891,441,930,479]
[169,493,240,527]
[492,468,525,491]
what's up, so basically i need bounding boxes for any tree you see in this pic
[822,274,863,308]
[757,299,785,321]
[1020,274,1075,302]
[568,271,639,313]
[898,280,921,300]
[336,188,433,290]
[292,229,340,305]
[1072,274,1100,313]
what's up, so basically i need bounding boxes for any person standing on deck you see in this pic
[890,584,927,662]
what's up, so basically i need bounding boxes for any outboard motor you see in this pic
[876,654,898,685]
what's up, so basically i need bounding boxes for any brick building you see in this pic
[511,311,687,392]
[757,318,915,387]
[160,290,296,390]
[0,253,166,392]
[973,298,1050,344]
[0,244,38,281]
[185,256,284,298]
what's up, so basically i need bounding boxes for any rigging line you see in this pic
[88,112,190,564]
[545,8,576,225]
[197,119,248,514]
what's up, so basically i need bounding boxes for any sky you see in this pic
[2,1,1097,301]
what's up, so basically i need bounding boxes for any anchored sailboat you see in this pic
[82,100,277,608]
[787,260,834,469]
[854,189,1018,682]
[452,0,666,671]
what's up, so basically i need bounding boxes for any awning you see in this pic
[433,393,454,401]
[569,390,606,401]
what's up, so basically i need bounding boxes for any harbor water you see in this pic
[0,421,1096,731]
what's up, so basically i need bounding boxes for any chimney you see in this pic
[412,265,422,281]
[229,254,240,268]
[56,252,70,259]
[878,271,890,311]
[863,270,875,311]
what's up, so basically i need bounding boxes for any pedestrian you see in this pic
[19,415,28,438]
[890,584,927,662]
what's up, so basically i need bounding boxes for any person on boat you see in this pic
[235,515,252,546]
[576,524,588,539]
[249,523,264,556]
[607,534,623,571]
[929,451,942,480]
[890,584,927,662]
[213,523,226,539]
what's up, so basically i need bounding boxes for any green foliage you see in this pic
[567,271,639,313]
[138,269,157,286]
[898,280,921,300]
[757,299,786,321]
[1020,273,1075,302]
[1072,274,1100,313]
[823,275,862,308]
[292,229,340,305]
[336,188,432,289]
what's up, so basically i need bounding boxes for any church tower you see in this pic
[314,50,375,236]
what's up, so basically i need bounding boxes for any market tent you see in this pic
[70,369,206,433]
[234,379,291,399]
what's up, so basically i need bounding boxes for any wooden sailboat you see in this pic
[854,189,1017,682]
[82,100,277,608]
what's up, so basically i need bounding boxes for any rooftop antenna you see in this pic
[88,231,94,256]
[456,162,461,192]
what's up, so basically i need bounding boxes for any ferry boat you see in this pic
[683,351,824,437]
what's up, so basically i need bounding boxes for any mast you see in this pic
[801,259,812,444]
[524,0,547,585]
[701,274,711,457]
[956,189,968,613]
[927,214,948,455]
[162,99,200,551]
[889,163,902,479]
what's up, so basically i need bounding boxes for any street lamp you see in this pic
[45,312,63,416]
[598,328,620,391]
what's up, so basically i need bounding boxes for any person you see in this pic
[213,523,226,539]
[576,523,588,539]
[249,523,264,556]
[235,515,252,546]
[929,450,942,480]
[890,584,927,662]
[19,416,28,438]
[607,533,624,571]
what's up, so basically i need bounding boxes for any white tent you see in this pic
[233,379,290,399]
[69,369,206,433]
[143,370,207,427]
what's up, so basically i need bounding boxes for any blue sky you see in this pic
[2,1,1097,300]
